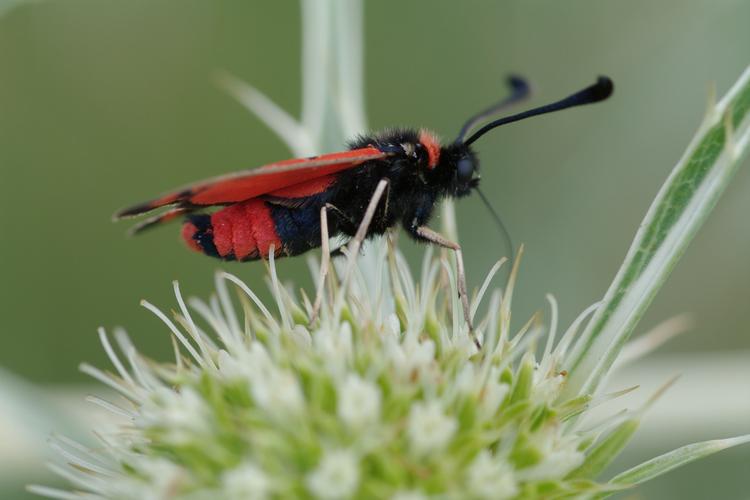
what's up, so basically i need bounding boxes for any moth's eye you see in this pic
[457,158,474,182]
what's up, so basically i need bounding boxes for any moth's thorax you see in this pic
[350,129,479,197]
[351,128,440,171]
[417,129,441,169]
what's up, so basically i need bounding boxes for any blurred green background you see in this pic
[0,1,748,498]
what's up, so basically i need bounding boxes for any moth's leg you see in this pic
[332,178,391,257]
[407,224,480,350]
[313,180,389,324]
[310,202,354,325]
[376,178,392,227]
[349,179,389,256]
[310,205,332,325]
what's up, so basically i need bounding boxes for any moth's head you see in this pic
[417,130,479,197]
[440,142,480,197]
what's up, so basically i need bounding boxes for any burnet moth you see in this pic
[115,76,614,348]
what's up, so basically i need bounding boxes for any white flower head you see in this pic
[250,368,305,415]
[453,362,476,395]
[38,233,745,500]
[306,449,360,500]
[313,320,354,372]
[388,337,436,380]
[244,342,305,415]
[217,347,253,381]
[222,462,271,500]
[407,400,458,456]
[532,368,566,403]
[100,457,187,500]
[478,371,510,420]
[408,339,436,373]
[391,490,427,500]
[337,373,382,428]
[138,386,212,444]
[467,451,518,500]
[516,427,585,482]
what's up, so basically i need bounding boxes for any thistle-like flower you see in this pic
[20,245,622,498]
[27,242,750,499]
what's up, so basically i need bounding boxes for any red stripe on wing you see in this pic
[266,174,336,198]
[115,147,386,218]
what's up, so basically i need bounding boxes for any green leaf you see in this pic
[563,65,750,399]
[566,418,639,480]
[608,434,750,488]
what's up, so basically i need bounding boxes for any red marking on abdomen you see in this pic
[419,129,441,169]
[181,221,202,253]
[209,200,282,260]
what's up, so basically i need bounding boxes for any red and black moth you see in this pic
[115,76,613,346]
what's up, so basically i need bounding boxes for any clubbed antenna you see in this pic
[463,76,614,146]
[455,75,531,143]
